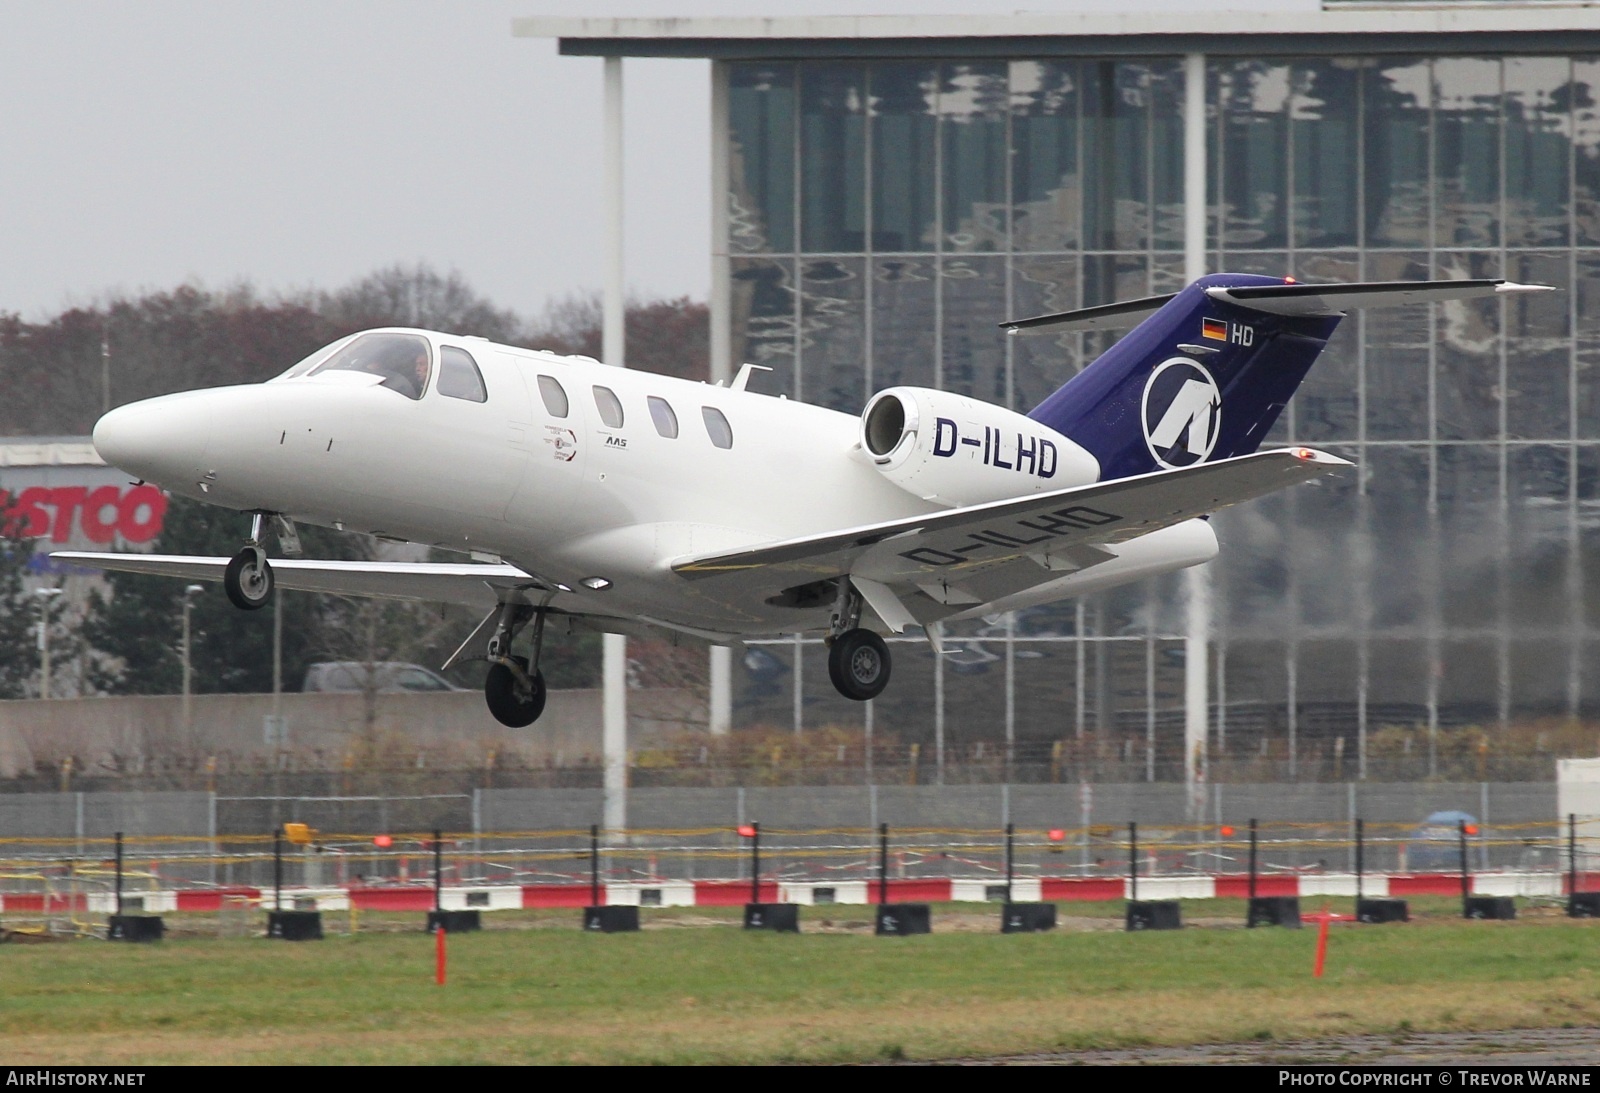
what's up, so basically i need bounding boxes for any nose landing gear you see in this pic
[224,547,274,611]
[825,579,892,701]
[482,599,549,728]
[223,513,298,611]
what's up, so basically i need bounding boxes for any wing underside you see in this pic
[51,555,545,610]
[672,446,1351,625]
[51,553,731,646]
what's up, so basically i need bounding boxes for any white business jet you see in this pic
[58,274,1546,727]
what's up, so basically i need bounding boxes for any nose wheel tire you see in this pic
[485,657,547,727]
[828,628,891,701]
[223,549,275,611]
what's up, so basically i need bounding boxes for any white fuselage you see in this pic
[92,329,1214,637]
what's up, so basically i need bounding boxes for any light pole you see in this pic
[34,587,63,699]
[182,584,204,737]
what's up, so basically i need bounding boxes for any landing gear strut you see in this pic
[482,599,548,728]
[825,579,891,701]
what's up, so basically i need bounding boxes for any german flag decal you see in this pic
[1201,317,1227,341]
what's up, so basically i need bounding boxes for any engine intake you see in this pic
[859,387,1098,507]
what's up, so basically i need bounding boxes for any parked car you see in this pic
[1403,809,1480,871]
[301,662,465,694]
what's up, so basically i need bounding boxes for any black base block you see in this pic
[1248,896,1302,928]
[875,903,931,936]
[1356,898,1409,923]
[583,905,639,933]
[744,902,800,932]
[107,914,164,942]
[1002,902,1056,933]
[1464,895,1516,920]
[1569,892,1600,918]
[1126,899,1182,931]
[266,910,323,941]
[427,910,481,933]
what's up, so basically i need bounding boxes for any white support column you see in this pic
[708,646,732,736]
[707,61,734,738]
[709,59,732,389]
[603,633,628,834]
[602,55,628,836]
[1183,51,1210,822]
[603,55,625,366]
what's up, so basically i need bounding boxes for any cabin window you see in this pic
[701,406,734,449]
[537,375,569,418]
[309,332,432,400]
[593,385,625,428]
[437,347,488,403]
[647,396,679,438]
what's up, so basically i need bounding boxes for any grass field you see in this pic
[3,899,1600,1064]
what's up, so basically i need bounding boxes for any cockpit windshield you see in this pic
[307,332,433,399]
[273,333,359,381]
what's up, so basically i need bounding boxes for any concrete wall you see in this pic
[0,688,706,778]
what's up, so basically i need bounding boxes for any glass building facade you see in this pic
[719,52,1600,781]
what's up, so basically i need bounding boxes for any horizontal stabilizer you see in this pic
[1002,278,1550,332]
[1204,278,1552,317]
[1000,292,1176,333]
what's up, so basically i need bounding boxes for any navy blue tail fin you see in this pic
[1023,273,1340,481]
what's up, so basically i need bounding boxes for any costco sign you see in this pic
[1,484,168,544]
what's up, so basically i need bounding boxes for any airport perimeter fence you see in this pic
[0,782,1588,910]
[0,817,1593,910]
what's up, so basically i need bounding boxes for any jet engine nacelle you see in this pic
[859,387,1100,507]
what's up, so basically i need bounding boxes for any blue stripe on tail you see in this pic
[1026,273,1342,482]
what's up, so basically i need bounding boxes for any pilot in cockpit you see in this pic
[299,331,432,398]
[374,340,430,399]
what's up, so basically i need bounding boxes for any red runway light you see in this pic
[737,824,757,838]
[373,834,393,848]
[1047,828,1066,842]
[1464,824,1479,836]
[1220,825,1236,838]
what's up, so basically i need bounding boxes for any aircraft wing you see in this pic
[49,554,547,610]
[673,447,1349,599]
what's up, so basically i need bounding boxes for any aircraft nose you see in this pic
[92,392,214,486]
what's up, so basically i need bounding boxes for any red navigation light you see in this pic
[737,824,757,839]
[1285,276,1297,284]
[1220,825,1236,838]
[373,834,393,849]
[1464,824,1480,836]
[1047,828,1066,843]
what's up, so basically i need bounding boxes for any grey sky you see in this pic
[0,1,1301,322]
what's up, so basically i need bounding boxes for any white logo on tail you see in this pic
[1141,358,1221,469]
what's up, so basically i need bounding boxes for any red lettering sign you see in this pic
[0,484,168,545]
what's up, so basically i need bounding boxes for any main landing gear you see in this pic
[482,599,548,728]
[223,512,300,611]
[825,579,891,702]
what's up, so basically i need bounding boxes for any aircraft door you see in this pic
[504,360,585,531]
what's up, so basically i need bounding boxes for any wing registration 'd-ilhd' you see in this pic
[671,446,1350,588]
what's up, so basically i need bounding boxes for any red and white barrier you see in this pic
[0,870,1580,915]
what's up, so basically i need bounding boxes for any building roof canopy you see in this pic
[514,7,1600,59]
